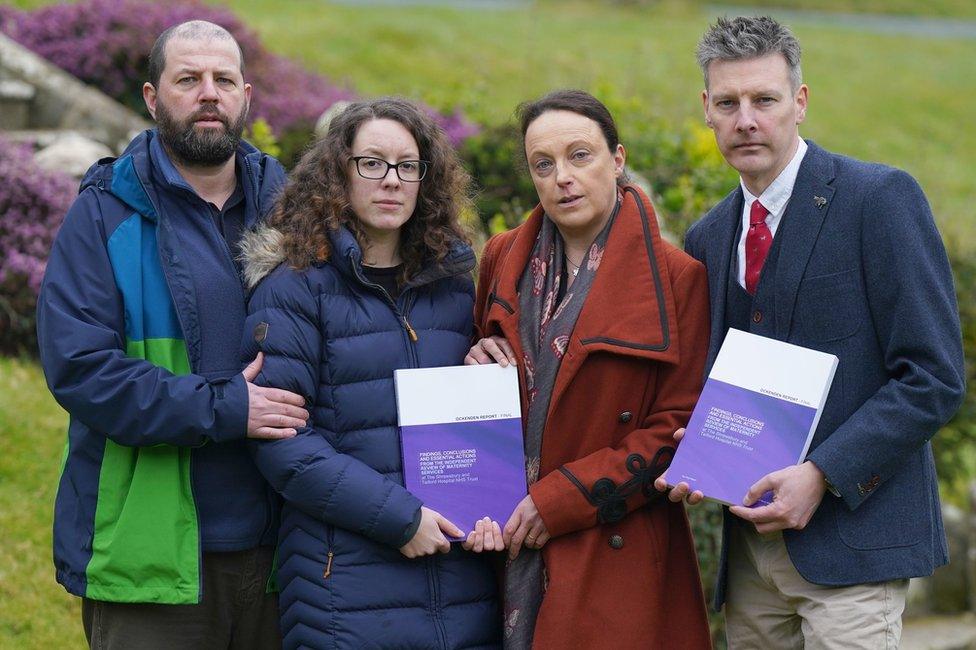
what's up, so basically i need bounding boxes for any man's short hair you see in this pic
[697,16,802,91]
[147,20,245,88]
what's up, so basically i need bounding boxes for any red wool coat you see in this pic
[474,186,713,649]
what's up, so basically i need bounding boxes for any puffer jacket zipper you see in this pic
[399,291,421,368]
[427,555,449,649]
[323,525,335,580]
[351,255,451,647]
[349,255,420,347]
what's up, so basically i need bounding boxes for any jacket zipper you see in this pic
[132,170,206,602]
[427,556,449,649]
[352,256,446,643]
[404,319,419,342]
[348,256,420,481]
[399,291,420,368]
[188,450,204,603]
[349,255,421,348]
[236,155,258,294]
[209,155,253,301]
[323,525,335,580]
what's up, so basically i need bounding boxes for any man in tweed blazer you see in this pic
[674,15,965,649]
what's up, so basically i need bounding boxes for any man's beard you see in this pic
[155,100,248,167]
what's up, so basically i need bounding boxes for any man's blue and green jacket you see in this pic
[37,129,286,603]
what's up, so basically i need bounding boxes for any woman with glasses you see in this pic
[464,90,712,649]
[239,97,500,649]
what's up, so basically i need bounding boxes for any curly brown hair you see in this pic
[267,97,472,281]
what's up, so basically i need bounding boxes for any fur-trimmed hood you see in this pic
[240,224,286,290]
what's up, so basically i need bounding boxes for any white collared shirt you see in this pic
[736,137,808,288]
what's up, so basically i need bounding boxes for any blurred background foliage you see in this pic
[1,1,974,647]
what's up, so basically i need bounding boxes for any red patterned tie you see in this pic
[745,200,771,295]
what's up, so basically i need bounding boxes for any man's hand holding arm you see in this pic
[37,194,300,447]
[242,352,307,439]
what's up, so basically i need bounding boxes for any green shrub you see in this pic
[275,124,317,169]
[460,123,538,236]
[592,84,736,240]
[936,244,976,506]
[631,120,736,240]
[243,118,281,160]
[688,504,726,647]
[460,84,737,243]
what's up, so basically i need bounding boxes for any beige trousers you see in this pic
[725,519,908,650]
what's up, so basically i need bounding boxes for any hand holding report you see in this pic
[461,517,505,553]
[399,506,462,558]
[729,461,827,533]
[665,329,838,507]
[395,364,527,539]
[653,428,705,505]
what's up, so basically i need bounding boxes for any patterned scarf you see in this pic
[503,200,619,649]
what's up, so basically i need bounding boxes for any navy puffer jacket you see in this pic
[240,224,500,650]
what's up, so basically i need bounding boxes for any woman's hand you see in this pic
[653,428,705,505]
[461,517,505,553]
[464,336,518,367]
[399,507,462,559]
[503,495,550,560]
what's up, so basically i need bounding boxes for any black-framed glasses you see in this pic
[350,156,429,182]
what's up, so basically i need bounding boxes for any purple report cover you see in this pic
[666,378,817,506]
[400,417,527,537]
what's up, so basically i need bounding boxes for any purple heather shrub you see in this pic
[427,107,480,149]
[0,0,475,148]
[245,51,355,136]
[0,135,75,353]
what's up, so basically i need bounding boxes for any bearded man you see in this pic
[37,21,309,649]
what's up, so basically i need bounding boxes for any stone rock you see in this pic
[0,32,149,151]
[625,167,676,244]
[0,79,35,130]
[33,132,113,178]
[314,100,353,137]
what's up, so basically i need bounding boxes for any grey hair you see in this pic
[697,16,802,91]
[148,20,245,88]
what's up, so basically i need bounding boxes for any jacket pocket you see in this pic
[796,269,863,342]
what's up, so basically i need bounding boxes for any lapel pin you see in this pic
[814,195,827,208]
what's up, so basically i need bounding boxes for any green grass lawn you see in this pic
[225,0,976,247]
[0,357,84,648]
